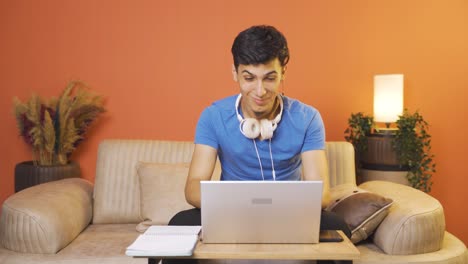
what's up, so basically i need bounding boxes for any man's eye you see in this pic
[266,77,277,81]
[244,77,254,81]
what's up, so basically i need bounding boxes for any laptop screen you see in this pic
[200,181,323,244]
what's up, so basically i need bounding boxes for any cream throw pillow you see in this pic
[136,162,194,231]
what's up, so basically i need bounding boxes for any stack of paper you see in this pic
[126,225,201,257]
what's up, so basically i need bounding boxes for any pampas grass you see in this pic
[13,81,105,165]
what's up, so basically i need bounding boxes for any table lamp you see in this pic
[359,74,409,185]
[373,74,404,131]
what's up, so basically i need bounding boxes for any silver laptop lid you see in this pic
[201,181,323,244]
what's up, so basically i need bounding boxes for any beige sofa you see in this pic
[0,140,466,264]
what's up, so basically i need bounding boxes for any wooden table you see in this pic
[147,231,359,263]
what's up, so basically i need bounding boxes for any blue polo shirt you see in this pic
[195,95,325,181]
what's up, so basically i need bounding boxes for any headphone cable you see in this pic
[252,139,276,181]
[269,138,276,181]
[252,139,265,181]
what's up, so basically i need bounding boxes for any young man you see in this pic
[165,26,350,263]
[185,25,332,209]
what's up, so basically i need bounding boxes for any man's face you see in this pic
[233,58,284,119]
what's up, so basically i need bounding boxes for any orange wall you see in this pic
[1,0,467,244]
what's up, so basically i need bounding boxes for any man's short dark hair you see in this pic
[231,25,290,70]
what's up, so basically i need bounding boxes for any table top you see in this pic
[191,231,360,260]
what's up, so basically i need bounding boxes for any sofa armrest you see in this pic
[359,180,445,255]
[0,178,93,254]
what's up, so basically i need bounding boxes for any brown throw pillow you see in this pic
[326,188,393,244]
[136,162,194,231]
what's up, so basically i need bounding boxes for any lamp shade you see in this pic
[373,74,404,123]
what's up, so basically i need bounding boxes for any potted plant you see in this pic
[344,110,435,193]
[13,80,105,192]
[393,110,435,193]
[344,112,374,168]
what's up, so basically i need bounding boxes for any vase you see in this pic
[14,161,81,192]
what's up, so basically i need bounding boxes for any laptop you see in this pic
[200,180,323,244]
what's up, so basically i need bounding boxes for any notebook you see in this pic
[125,225,201,257]
[200,180,323,244]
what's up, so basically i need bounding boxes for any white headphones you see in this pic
[235,94,284,140]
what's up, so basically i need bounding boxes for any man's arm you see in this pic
[185,144,218,208]
[301,149,331,208]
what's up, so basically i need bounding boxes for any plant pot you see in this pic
[14,161,81,192]
[358,133,410,185]
[361,133,406,170]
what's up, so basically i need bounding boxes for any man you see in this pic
[165,25,350,264]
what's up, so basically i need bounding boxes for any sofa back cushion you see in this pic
[92,140,356,224]
[93,140,195,224]
[324,141,357,187]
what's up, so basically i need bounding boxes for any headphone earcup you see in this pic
[259,119,275,140]
[235,93,283,140]
[240,118,260,139]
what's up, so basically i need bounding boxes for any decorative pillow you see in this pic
[136,162,194,231]
[326,187,393,244]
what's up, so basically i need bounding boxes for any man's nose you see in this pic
[255,80,267,96]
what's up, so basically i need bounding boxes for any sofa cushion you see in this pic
[136,162,194,231]
[327,184,393,244]
[0,178,93,254]
[93,140,195,224]
[359,180,446,255]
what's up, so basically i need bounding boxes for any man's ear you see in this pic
[232,64,238,82]
[281,66,287,81]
